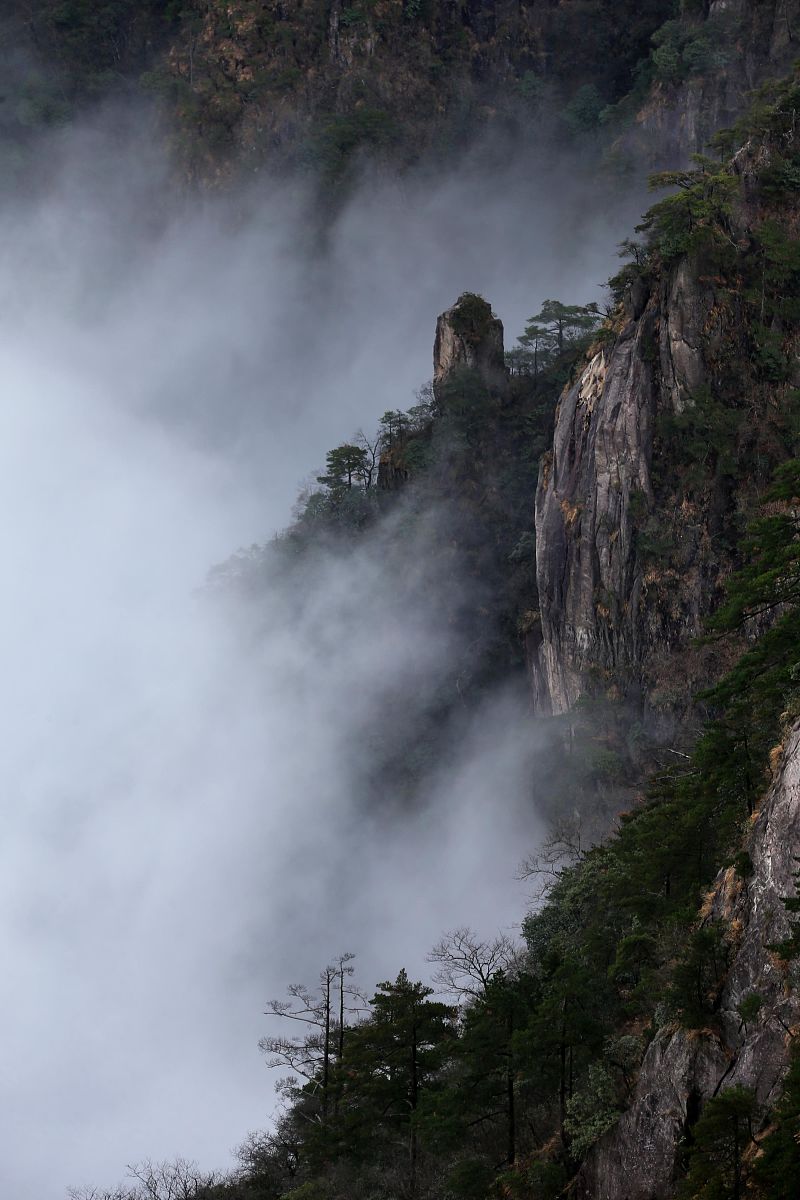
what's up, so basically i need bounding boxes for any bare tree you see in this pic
[427,927,521,1001]
[260,954,366,1118]
[68,1188,134,1200]
[127,1160,222,1200]
[237,1116,301,1186]
[428,928,524,1169]
[68,1158,222,1200]
[517,815,585,899]
[353,431,381,489]
[261,978,330,1109]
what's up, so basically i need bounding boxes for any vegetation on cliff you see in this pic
[71,73,800,1200]
[15,0,800,1188]
[5,0,797,186]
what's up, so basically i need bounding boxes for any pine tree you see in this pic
[523,300,601,357]
[318,971,456,1193]
[752,1048,800,1199]
[679,1087,757,1200]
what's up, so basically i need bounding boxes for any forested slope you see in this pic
[4,0,800,184]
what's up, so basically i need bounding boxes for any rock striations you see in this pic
[532,315,657,717]
[530,103,800,1195]
[529,261,731,731]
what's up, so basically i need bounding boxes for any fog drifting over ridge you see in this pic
[1,114,642,1198]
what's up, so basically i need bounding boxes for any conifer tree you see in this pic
[339,971,456,1192]
[752,1048,800,1199]
[522,299,601,357]
[678,1087,757,1200]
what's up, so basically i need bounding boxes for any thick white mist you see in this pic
[0,118,640,1197]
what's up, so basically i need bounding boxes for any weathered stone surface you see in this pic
[576,723,800,1199]
[433,294,507,395]
[529,258,731,726]
[532,311,656,714]
[659,261,710,412]
[576,1031,729,1200]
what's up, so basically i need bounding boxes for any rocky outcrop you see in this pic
[659,260,712,412]
[576,722,800,1199]
[433,293,507,395]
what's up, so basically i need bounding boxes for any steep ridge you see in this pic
[530,99,800,736]
[577,720,800,1200]
[525,73,800,1199]
[531,301,658,718]
[530,264,725,730]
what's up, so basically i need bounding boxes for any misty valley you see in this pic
[4,3,800,1200]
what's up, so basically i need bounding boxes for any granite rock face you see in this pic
[433,294,507,395]
[576,723,800,1199]
[532,313,656,716]
[660,260,712,412]
[529,255,733,727]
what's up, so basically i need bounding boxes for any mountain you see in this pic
[151,71,800,1198]
[4,0,800,183]
[12,2,800,1198]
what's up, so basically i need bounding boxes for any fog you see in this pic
[0,113,643,1197]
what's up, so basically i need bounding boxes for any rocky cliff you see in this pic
[530,263,729,728]
[150,0,673,177]
[136,0,800,178]
[522,78,800,1199]
[621,0,800,167]
[577,721,800,1199]
[529,113,800,731]
[532,310,657,717]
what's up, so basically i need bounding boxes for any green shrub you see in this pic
[338,6,365,27]
[448,293,496,344]
[652,41,681,82]
[678,1088,757,1200]
[446,1158,496,1197]
[565,1063,620,1158]
[311,108,397,176]
[668,924,729,1029]
[564,84,605,133]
